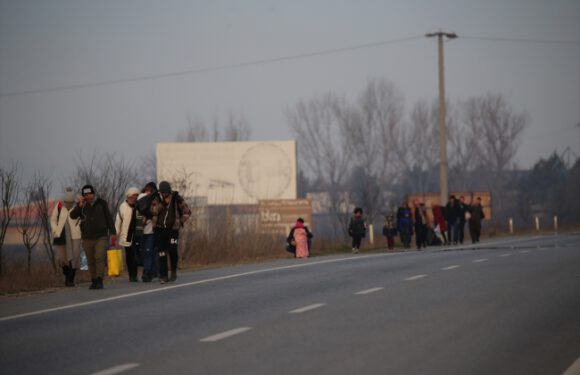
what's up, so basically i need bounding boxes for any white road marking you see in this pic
[499,253,512,257]
[0,253,392,322]
[441,265,460,270]
[355,287,384,295]
[562,356,580,375]
[472,258,488,263]
[200,327,252,342]
[89,363,140,375]
[289,303,326,314]
[405,274,428,281]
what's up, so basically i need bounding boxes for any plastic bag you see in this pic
[107,248,124,277]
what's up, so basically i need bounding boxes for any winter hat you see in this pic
[159,181,171,194]
[81,184,95,196]
[126,187,140,197]
[63,187,75,203]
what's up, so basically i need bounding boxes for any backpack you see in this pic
[136,194,155,219]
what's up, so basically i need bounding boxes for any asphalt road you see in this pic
[1,234,579,375]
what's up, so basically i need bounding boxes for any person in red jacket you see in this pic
[432,204,448,246]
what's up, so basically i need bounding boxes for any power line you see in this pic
[2,33,577,98]
[461,35,580,45]
[0,35,424,98]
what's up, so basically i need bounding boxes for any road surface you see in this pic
[1,234,579,375]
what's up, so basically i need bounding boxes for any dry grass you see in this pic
[2,224,577,295]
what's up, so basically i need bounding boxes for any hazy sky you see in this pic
[1,0,579,190]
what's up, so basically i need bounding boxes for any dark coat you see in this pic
[69,198,116,240]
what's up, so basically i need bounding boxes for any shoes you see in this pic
[129,277,138,282]
[169,271,177,282]
[141,274,152,282]
[160,277,168,284]
[89,277,103,289]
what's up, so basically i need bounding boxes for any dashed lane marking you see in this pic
[200,327,252,343]
[355,287,384,295]
[441,265,460,270]
[289,303,326,314]
[499,254,512,257]
[472,258,488,263]
[405,274,428,281]
[89,363,140,375]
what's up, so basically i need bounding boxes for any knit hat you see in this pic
[81,184,95,196]
[126,187,140,197]
[63,187,75,203]
[159,181,171,194]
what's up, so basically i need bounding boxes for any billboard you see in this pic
[259,199,312,235]
[157,141,297,205]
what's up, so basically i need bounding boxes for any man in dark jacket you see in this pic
[445,195,461,245]
[69,185,116,289]
[151,181,191,283]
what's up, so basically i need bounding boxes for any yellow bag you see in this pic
[107,248,124,277]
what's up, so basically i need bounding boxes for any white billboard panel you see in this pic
[157,141,297,205]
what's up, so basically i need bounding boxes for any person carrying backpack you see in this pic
[134,182,158,282]
[151,181,191,283]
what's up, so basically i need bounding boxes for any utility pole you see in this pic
[426,31,457,205]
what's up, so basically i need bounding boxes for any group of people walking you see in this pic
[50,181,191,289]
[385,195,486,251]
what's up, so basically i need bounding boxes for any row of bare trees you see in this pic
[287,78,529,234]
[0,153,143,277]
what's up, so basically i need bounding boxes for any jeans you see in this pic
[449,219,460,244]
[138,234,156,278]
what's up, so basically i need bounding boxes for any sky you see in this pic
[1,0,579,192]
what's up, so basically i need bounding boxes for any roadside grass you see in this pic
[1,225,577,295]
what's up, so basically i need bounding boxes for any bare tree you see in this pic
[138,150,157,187]
[461,93,528,174]
[30,173,57,273]
[71,152,140,215]
[447,99,481,191]
[15,185,42,274]
[223,111,252,141]
[287,93,354,235]
[398,99,440,195]
[178,115,209,142]
[0,162,19,277]
[348,78,405,222]
[178,112,252,142]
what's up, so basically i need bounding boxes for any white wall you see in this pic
[157,141,297,205]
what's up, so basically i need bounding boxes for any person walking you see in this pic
[445,195,461,245]
[348,207,367,254]
[468,197,486,243]
[115,187,141,282]
[69,185,116,290]
[432,204,448,246]
[413,201,428,250]
[50,187,82,286]
[151,181,191,283]
[458,196,468,244]
[382,213,398,251]
[135,182,158,282]
[397,202,413,249]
